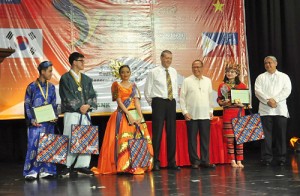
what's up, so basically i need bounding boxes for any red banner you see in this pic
[0,0,249,119]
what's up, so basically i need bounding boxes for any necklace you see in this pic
[70,71,82,92]
[37,80,49,105]
[120,81,131,89]
[227,80,235,88]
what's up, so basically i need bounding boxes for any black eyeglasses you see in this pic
[75,59,84,62]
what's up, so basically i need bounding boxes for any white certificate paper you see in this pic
[33,104,56,123]
[126,109,145,125]
[231,89,250,104]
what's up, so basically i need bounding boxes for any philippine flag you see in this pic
[201,32,238,57]
[0,28,43,58]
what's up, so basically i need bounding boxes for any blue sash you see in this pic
[114,83,137,163]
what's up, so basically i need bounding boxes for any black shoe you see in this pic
[75,168,94,176]
[167,165,180,170]
[60,167,71,176]
[199,163,216,168]
[191,164,199,169]
[152,164,160,171]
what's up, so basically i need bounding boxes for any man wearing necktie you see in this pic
[144,50,180,171]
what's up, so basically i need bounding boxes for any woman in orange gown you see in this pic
[94,65,153,175]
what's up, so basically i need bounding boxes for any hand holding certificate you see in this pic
[33,104,57,123]
[126,109,145,125]
[230,89,250,104]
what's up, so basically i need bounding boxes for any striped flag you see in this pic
[201,32,238,57]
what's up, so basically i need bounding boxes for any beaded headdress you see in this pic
[225,63,241,75]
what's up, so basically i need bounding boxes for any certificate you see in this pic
[230,89,250,104]
[33,104,57,123]
[126,109,145,125]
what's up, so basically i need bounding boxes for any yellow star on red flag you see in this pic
[213,0,224,12]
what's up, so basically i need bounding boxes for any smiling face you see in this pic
[161,52,172,68]
[225,69,238,81]
[119,66,131,81]
[192,61,203,78]
[264,57,277,74]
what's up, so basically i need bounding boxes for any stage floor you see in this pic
[1,151,300,196]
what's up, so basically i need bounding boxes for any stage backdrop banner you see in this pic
[0,0,249,119]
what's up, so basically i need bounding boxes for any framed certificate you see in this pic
[126,109,145,125]
[33,104,57,123]
[230,89,250,104]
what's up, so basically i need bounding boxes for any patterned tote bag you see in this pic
[37,133,69,164]
[70,114,99,154]
[128,125,151,168]
[232,108,265,144]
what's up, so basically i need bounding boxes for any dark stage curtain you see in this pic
[245,0,300,139]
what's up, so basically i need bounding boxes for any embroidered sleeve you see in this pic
[111,81,119,101]
[59,75,82,113]
[24,84,34,124]
[85,78,98,110]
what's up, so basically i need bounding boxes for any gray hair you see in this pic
[264,56,277,62]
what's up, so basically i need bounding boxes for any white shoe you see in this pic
[39,172,53,178]
[25,173,37,180]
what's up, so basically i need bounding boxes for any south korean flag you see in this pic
[0,28,43,58]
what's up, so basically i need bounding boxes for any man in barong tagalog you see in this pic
[59,52,97,176]
[180,60,216,169]
[23,61,58,180]
[255,56,292,166]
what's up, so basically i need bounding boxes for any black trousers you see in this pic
[186,119,211,165]
[151,98,176,167]
[261,115,287,162]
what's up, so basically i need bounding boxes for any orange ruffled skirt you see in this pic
[92,111,153,175]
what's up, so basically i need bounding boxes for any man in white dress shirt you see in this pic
[144,50,180,171]
[180,60,215,169]
[255,56,292,166]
